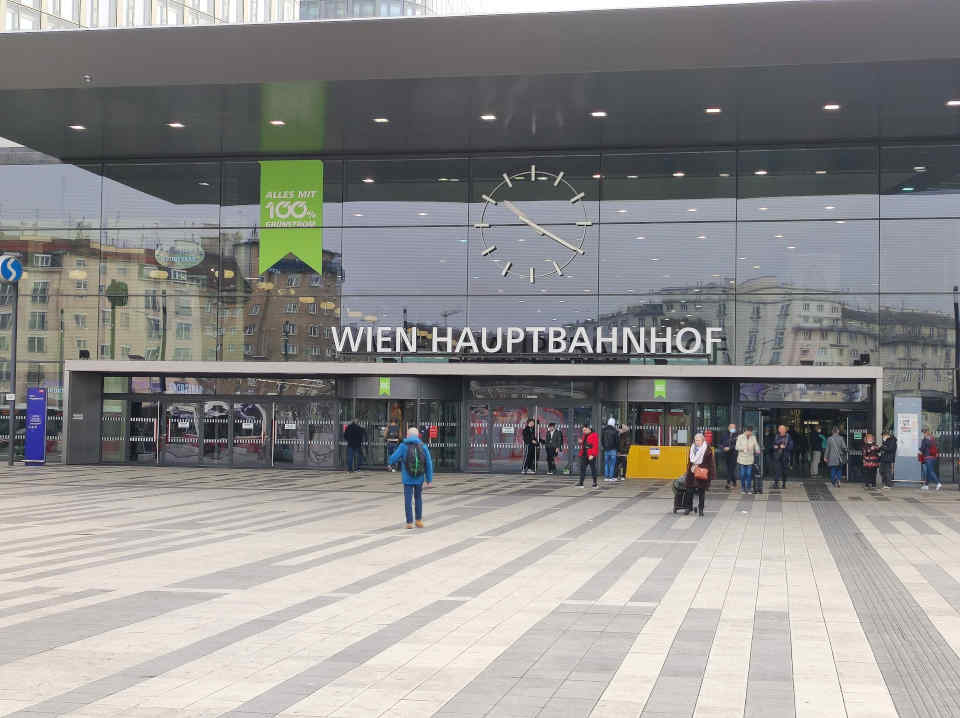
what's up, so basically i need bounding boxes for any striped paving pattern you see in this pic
[0,466,956,716]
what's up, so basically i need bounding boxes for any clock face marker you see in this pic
[481,194,498,205]
[502,261,512,276]
[570,192,585,204]
[551,260,563,276]
[529,267,535,284]
[481,245,497,256]
[474,222,490,228]
[553,171,565,187]
[502,173,513,188]
[530,164,536,179]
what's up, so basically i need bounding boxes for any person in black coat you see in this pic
[879,430,897,488]
[721,423,738,489]
[521,418,538,474]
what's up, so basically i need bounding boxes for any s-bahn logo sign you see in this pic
[331,326,723,355]
[0,254,23,282]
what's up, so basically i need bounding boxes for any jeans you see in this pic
[604,449,617,478]
[924,458,940,485]
[810,450,821,476]
[346,446,363,471]
[726,455,738,485]
[385,440,399,467]
[774,455,788,486]
[739,464,753,492]
[403,483,423,524]
[579,456,597,485]
[829,465,843,485]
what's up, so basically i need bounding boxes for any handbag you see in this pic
[693,465,709,480]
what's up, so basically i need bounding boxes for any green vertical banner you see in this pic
[653,379,667,399]
[258,160,324,274]
[378,377,391,396]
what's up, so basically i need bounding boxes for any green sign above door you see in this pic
[654,379,667,399]
[258,159,324,274]
[378,377,391,396]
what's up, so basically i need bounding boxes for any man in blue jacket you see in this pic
[388,427,434,529]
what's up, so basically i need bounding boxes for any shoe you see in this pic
[405,523,413,529]
[922,485,930,491]
[415,520,424,528]
[683,509,691,515]
[936,483,942,491]
[698,508,704,516]
[577,483,585,488]
[592,483,598,488]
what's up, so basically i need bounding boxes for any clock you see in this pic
[475,165,591,284]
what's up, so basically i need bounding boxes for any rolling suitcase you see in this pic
[672,478,693,513]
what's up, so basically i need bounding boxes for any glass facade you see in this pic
[2,144,958,465]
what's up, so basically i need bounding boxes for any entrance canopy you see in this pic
[2,0,960,161]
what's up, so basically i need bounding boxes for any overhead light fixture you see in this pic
[753,265,760,269]
[196,180,211,187]
[902,186,915,192]
[775,234,784,238]
[697,235,706,239]
[815,170,827,175]
[590,110,608,118]
[361,177,375,184]
[823,103,841,111]
[635,236,645,240]
[650,257,660,261]
[269,120,286,126]
[824,205,836,210]
[787,245,796,250]
[68,124,86,131]
[946,100,960,107]
[719,172,731,178]
[627,174,639,179]
[759,207,768,212]
[836,220,846,224]
[480,114,497,121]
[437,178,448,182]
[592,173,602,179]
[353,212,364,217]
[167,122,186,129]
[673,171,686,178]
[687,208,697,212]
[417,212,429,216]
[372,117,389,124]
[754,169,768,176]
[704,107,722,114]
[616,209,627,214]
[914,166,927,172]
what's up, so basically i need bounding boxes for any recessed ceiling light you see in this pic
[946,100,960,107]
[438,178,448,182]
[373,117,389,124]
[824,205,836,210]
[759,207,768,211]
[448,178,460,182]
[591,110,608,118]
[673,171,686,178]
[353,213,364,217]
[787,245,796,250]
[627,174,639,179]
[616,209,627,214]
[650,257,660,261]
[68,124,86,131]
[719,172,731,178]
[738,256,746,260]
[815,170,827,175]
[712,274,721,278]
[362,177,375,184]
[687,208,697,212]
[167,122,186,129]
[704,107,722,114]
[913,166,927,172]
[417,212,429,216]
[753,265,760,269]
[835,220,846,224]
[196,180,211,187]
[269,120,286,126]
[775,234,784,238]
[480,114,497,121]
[636,236,645,240]
[823,103,841,111]
[593,173,602,179]
[697,235,706,239]
[902,186,915,192]
[754,169,768,176]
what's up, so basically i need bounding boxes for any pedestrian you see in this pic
[794,428,808,474]
[920,427,941,491]
[388,427,434,529]
[879,429,897,488]
[824,426,847,487]
[615,424,630,480]
[772,424,793,489]
[861,432,880,488]
[577,424,599,489]
[810,426,825,478]
[521,418,538,474]
[601,418,619,482]
[684,432,716,516]
[721,423,738,489]
[544,422,563,475]
[383,418,401,472]
[343,419,366,472]
[735,425,761,493]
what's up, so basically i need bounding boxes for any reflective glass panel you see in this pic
[102,162,220,228]
[0,163,101,230]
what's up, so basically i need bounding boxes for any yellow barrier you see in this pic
[626,445,689,480]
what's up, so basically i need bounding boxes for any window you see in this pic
[76,338,88,351]
[774,331,784,349]
[244,325,255,335]
[175,299,192,316]
[248,304,261,316]
[28,312,47,331]
[771,351,781,363]
[802,303,810,311]
[146,318,162,339]
[284,303,299,314]
[75,258,87,267]
[284,323,297,336]
[100,344,110,358]
[27,336,46,353]
[0,285,13,306]
[31,281,49,304]
[119,344,131,357]
[171,269,187,282]
[306,302,317,314]
[287,275,301,288]
[802,330,812,339]
[75,279,89,290]
[816,304,825,313]
[244,344,254,354]
[173,348,193,360]
[73,313,87,329]
[145,291,160,311]
[310,274,324,287]
[32,254,52,267]
[101,309,111,326]
[309,325,321,337]
[285,344,298,354]
[311,345,323,357]
[176,322,192,340]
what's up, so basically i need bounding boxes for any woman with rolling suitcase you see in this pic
[684,433,716,516]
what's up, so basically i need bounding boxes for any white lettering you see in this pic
[548,327,567,353]
[506,327,525,353]
[454,328,479,353]
[331,326,367,353]
[526,327,546,353]
[706,327,723,355]
[397,327,416,352]
[650,326,673,353]
[622,327,644,354]
[432,327,453,353]
[595,327,617,353]
[675,327,701,354]
[481,327,503,353]
[376,326,391,352]
[569,327,593,353]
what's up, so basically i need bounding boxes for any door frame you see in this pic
[482,400,590,475]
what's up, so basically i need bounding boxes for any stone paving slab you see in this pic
[0,465,957,716]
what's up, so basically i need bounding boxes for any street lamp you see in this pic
[282,321,293,362]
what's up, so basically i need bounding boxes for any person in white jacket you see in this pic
[735,426,761,494]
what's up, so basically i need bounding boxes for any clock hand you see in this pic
[501,200,585,255]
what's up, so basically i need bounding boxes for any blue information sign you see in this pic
[24,387,46,465]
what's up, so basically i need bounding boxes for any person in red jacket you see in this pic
[577,424,599,488]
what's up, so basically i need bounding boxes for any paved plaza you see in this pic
[0,467,957,717]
